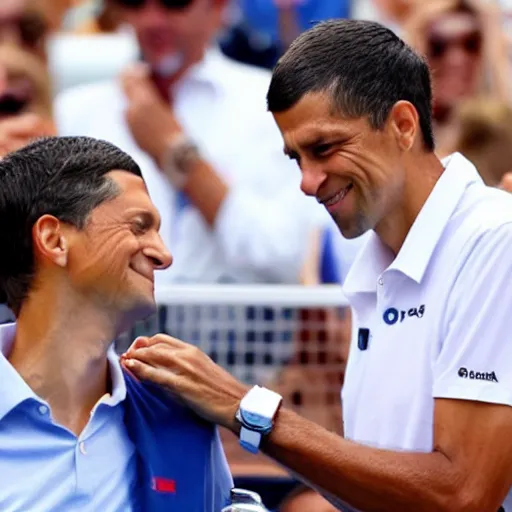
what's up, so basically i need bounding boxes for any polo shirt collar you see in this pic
[173,45,230,98]
[0,323,37,422]
[0,323,126,422]
[344,153,482,295]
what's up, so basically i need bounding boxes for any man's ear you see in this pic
[32,215,70,268]
[388,100,420,152]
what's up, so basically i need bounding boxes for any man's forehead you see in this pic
[106,169,147,194]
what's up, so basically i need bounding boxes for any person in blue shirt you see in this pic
[222,0,351,69]
[0,136,232,511]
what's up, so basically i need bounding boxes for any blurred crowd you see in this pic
[0,0,510,293]
[0,0,511,509]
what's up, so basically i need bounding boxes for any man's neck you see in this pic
[376,152,445,256]
[8,292,120,436]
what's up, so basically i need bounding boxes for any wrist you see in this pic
[156,130,183,167]
[235,386,283,454]
[159,133,201,190]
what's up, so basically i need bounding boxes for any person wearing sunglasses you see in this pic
[0,0,58,160]
[404,0,511,157]
[55,0,321,290]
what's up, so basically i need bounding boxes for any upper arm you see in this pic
[432,223,512,510]
[433,399,512,511]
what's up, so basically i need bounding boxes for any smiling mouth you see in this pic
[319,183,354,207]
[129,264,154,285]
[0,82,33,118]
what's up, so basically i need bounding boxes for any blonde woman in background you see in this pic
[404,0,511,156]
[451,97,512,191]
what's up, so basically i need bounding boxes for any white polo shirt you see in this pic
[342,153,512,507]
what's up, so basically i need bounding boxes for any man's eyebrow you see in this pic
[284,134,343,155]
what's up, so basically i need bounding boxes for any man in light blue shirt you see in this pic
[0,136,232,511]
[0,323,137,511]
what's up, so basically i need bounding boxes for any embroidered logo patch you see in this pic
[152,477,176,494]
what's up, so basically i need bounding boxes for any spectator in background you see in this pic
[222,0,350,69]
[0,0,56,157]
[74,0,122,34]
[405,0,511,156]
[55,0,321,288]
[452,97,512,188]
[41,0,75,31]
[353,0,418,33]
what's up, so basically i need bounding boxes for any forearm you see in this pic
[481,11,512,102]
[172,157,228,227]
[261,409,459,512]
[163,145,309,281]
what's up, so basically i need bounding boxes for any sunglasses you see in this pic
[428,31,482,59]
[115,0,194,9]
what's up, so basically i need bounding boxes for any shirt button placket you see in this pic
[75,437,90,501]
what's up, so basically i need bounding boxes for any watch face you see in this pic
[240,410,272,432]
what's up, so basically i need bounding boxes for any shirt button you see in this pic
[378,278,384,286]
[38,405,48,415]
[79,442,87,455]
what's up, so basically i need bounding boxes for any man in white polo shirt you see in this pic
[122,19,512,511]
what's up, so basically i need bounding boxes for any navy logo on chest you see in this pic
[383,305,425,326]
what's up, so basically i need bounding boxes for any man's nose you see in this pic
[146,234,173,270]
[300,165,327,198]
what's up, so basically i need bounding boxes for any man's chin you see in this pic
[118,296,157,332]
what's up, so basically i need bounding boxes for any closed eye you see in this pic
[313,143,333,158]
[130,211,160,235]
[131,218,150,235]
[286,151,301,167]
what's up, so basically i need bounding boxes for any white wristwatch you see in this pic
[235,386,283,454]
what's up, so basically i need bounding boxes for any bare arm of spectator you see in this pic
[471,0,512,103]
[299,227,322,285]
[275,0,304,51]
[121,64,318,282]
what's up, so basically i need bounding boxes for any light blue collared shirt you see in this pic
[0,323,136,512]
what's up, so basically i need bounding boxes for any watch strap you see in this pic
[237,386,283,453]
[240,428,262,454]
[161,133,200,190]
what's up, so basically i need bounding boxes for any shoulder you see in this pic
[452,185,512,245]
[213,53,273,112]
[124,372,205,422]
[442,186,512,289]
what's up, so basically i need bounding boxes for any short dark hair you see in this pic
[267,19,435,151]
[0,136,142,314]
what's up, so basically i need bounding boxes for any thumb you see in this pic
[121,62,151,98]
